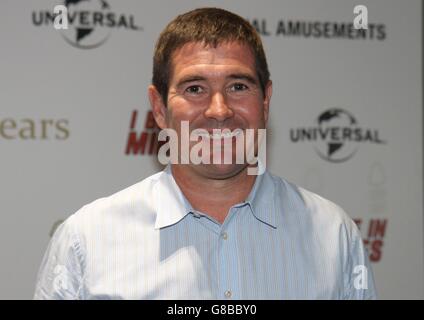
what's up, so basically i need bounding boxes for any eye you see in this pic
[185,85,204,95]
[229,83,249,92]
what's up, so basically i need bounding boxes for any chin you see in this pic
[193,163,247,180]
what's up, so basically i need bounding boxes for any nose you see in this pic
[204,92,234,122]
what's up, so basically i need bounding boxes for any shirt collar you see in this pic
[153,164,278,229]
[153,165,193,229]
[244,168,278,229]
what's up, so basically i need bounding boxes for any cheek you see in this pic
[232,98,266,125]
[167,98,204,128]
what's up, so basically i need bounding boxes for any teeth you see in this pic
[211,132,235,139]
[198,129,243,140]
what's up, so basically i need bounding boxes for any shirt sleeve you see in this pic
[33,214,85,300]
[344,220,378,300]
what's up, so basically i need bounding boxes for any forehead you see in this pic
[170,41,256,81]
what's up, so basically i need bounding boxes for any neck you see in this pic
[171,165,256,224]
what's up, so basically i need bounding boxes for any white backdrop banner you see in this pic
[0,0,422,299]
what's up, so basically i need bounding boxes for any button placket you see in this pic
[224,290,232,298]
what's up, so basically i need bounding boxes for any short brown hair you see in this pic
[152,7,270,103]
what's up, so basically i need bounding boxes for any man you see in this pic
[34,7,377,299]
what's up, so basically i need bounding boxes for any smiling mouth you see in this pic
[195,128,244,140]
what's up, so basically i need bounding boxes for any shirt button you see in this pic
[221,232,228,240]
[224,290,232,298]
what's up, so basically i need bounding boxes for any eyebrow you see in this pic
[176,76,207,88]
[176,73,259,88]
[226,73,258,85]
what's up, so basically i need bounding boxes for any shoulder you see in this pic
[63,170,164,234]
[267,171,361,241]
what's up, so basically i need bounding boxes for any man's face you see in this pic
[151,41,272,179]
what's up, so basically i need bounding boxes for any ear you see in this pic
[148,85,167,129]
[263,80,272,125]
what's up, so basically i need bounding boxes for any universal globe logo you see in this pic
[315,109,359,162]
[290,108,385,163]
[32,0,142,49]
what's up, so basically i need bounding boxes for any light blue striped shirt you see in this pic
[34,165,377,299]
